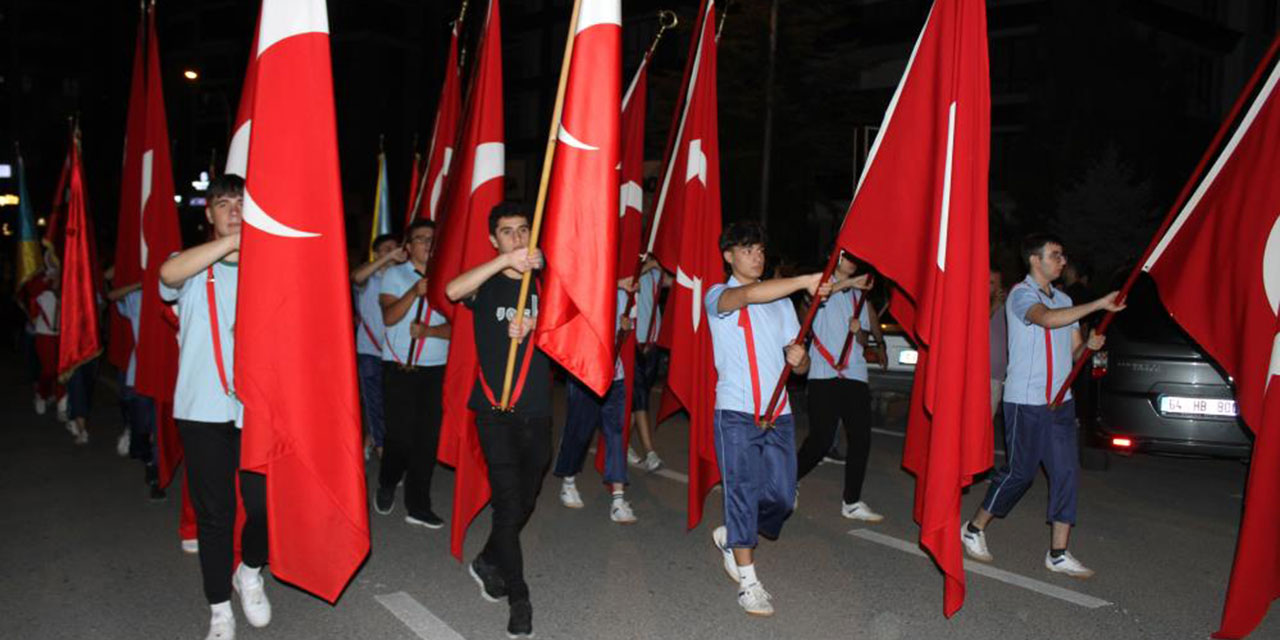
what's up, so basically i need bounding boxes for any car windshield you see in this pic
[1110,272,1191,345]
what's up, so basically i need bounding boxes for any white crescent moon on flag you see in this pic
[140,150,153,269]
[557,125,599,151]
[243,188,320,238]
[1263,212,1280,316]
[225,121,251,177]
[575,0,621,33]
[676,266,703,332]
[686,139,707,185]
[471,142,504,195]
[258,0,329,57]
[619,181,643,218]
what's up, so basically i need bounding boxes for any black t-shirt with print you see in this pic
[465,273,551,418]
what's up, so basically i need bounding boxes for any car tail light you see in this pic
[1091,351,1108,379]
[1111,437,1133,449]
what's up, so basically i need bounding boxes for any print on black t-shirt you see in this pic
[466,274,552,417]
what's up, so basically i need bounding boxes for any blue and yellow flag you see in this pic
[15,151,43,290]
[368,150,392,260]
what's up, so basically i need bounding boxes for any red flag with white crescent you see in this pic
[235,0,369,603]
[1137,38,1280,639]
[413,23,464,224]
[650,0,722,530]
[426,0,506,561]
[107,15,147,371]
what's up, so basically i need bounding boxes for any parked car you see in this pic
[1086,273,1251,459]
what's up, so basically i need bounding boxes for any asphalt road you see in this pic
[2,357,1276,639]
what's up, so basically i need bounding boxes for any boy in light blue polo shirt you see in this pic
[350,234,406,457]
[373,219,451,530]
[705,221,831,617]
[158,174,270,640]
[630,261,668,471]
[961,233,1124,579]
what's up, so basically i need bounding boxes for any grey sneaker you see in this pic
[737,581,774,616]
[643,451,663,472]
[1045,550,1095,579]
[609,498,637,524]
[841,501,884,523]
[960,521,993,562]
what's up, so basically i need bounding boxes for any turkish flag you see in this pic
[596,57,651,475]
[835,0,991,617]
[650,0,723,530]
[426,0,506,561]
[404,150,421,225]
[134,6,185,488]
[1137,38,1280,639]
[414,23,464,224]
[57,138,101,380]
[234,0,369,603]
[225,15,258,177]
[107,16,147,371]
[535,1,621,396]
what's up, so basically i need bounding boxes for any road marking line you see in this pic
[848,528,1112,609]
[872,427,1006,457]
[375,592,467,640]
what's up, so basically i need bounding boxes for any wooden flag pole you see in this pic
[497,0,585,409]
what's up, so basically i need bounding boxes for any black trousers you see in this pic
[378,364,444,518]
[178,420,268,604]
[797,378,872,504]
[475,411,552,604]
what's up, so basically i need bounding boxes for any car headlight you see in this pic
[898,350,918,365]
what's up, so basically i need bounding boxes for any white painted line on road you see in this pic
[848,528,1112,610]
[872,427,1006,457]
[375,592,467,640]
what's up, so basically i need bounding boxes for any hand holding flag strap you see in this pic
[497,0,585,410]
[760,249,842,427]
[1049,33,1280,410]
[205,266,235,399]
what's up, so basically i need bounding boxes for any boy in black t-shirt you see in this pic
[444,202,548,639]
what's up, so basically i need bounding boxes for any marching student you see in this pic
[159,174,270,640]
[373,219,451,529]
[554,278,639,524]
[445,201,549,639]
[961,233,1124,579]
[24,261,65,421]
[107,280,164,499]
[629,259,667,471]
[350,233,406,459]
[705,221,830,617]
[795,252,877,521]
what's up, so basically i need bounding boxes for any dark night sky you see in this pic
[1,0,1278,289]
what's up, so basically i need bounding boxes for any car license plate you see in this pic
[1159,396,1237,418]
[898,350,918,366]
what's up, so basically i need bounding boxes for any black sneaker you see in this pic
[506,600,533,638]
[405,509,444,529]
[144,464,159,486]
[148,483,167,503]
[374,488,395,515]
[469,555,507,603]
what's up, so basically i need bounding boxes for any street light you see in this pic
[183,69,199,81]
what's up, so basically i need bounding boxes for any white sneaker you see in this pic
[610,498,637,524]
[206,606,235,640]
[182,538,200,554]
[643,451,663,472]
[712,526,739,584]
[841,501,884,523]
[72,423,89,446]
[737,581,774,617]
[559,481,584,509]
[116,429,130,457]
[232,564,272,628]
[627,447,642,465]
[1045,550,1095,579]
[56,395,69,422]
[960,521,993,562]
[34,395,47,415]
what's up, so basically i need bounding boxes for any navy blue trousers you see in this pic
[554,377,627,485]
[714,410,796,548]
[356,354,385,447]
[981,401,1079,525]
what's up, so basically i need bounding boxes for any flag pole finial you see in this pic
[716,0,734,42]
[645,10,678,59]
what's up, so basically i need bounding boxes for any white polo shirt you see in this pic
[379,261,449,367]
[635,269,663,345]
[159,260,244,426]
[705,276,801,417]
[808,288,871,382]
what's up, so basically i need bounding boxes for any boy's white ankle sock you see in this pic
[737,563,758,587]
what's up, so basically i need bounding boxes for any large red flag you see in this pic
[134,6,185,488]
[107,14,147,371]
[414,22,464,224]
[234,0,370,603]
[57,136,102,380]
[535,0,622,396]
[1135,39,1280,639]
[650,0,723,530]
[596,52,651,475]
[427,0,505,561]
[225,14,259,178]
[835,0,991,617]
